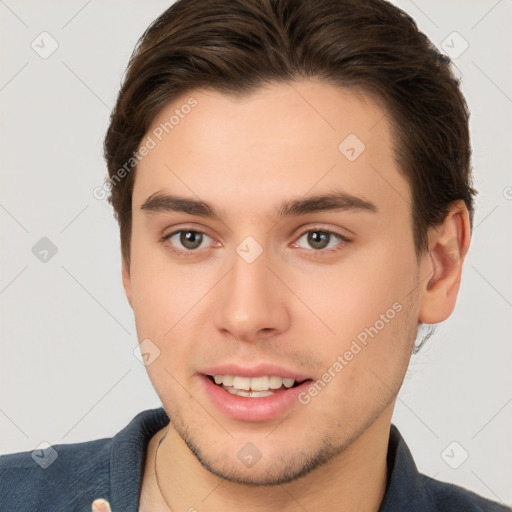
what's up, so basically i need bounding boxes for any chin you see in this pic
[189,441,340,487]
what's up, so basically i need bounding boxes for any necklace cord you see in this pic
[154,431,174,511]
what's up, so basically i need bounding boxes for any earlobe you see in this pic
[418,201,471,324]
[122,258,133,308]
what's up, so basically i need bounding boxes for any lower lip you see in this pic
[200,375,312,422]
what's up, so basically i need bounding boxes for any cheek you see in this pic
[129,266,171,339]
[292,239,419,405]
[293,241,417,340]
[128,236,204,336]
[304,293,417,429]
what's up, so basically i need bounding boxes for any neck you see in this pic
[140,411,392,512]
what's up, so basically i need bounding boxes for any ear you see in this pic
[122,258,133,309]
[418,200,471,324]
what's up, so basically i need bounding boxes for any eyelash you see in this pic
[292,229,351,256]
[160,230,212,257]
[160,227,351,257]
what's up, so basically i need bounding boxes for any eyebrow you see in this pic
[140,190,378,220]
[141,192,218,217]
[278,190,377,217]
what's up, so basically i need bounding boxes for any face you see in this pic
[124,80,426,485]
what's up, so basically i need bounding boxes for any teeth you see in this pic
[212,375,298,392]
[222,375,234,386]
[232,376,251,390]
[269,376,283,389]
[226,388,274,398]
[249,376,269,391]
[282,378,295,388]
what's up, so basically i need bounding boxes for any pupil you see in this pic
[308,231,329,250]
[181,231,202,249]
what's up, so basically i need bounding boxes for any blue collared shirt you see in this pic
[1,408,510,511]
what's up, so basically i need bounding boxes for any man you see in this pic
[1,0,510,511]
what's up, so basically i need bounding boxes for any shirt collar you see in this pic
[109,407,170,511]
[378,424,433,511]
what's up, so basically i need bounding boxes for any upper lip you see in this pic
[200,364,312,382]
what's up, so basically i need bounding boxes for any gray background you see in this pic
[1,0,511,505]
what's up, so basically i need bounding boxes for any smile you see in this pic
[200,370,313,421]
[210,375,303,397]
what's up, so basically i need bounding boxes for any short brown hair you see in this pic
[104,0,475,265]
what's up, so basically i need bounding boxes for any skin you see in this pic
[121,80,471,512]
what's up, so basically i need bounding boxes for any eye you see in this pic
[293,229,349,252]
[164,230,213,252]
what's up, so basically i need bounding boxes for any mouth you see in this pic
[200,369,314,422]
[206,374,306,398]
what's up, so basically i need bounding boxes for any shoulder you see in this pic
[0,408,170,512]
[419,473,511,512]
[384,425,511,512]
[0,437,112,512]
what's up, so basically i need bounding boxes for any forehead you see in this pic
[133,80,410,221]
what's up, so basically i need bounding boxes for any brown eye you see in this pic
[165,230,211,251]
[307,231,330,250]
[294,229,348,253]
[180,230,203,249]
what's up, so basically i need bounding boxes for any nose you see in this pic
[213,248,290,342]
